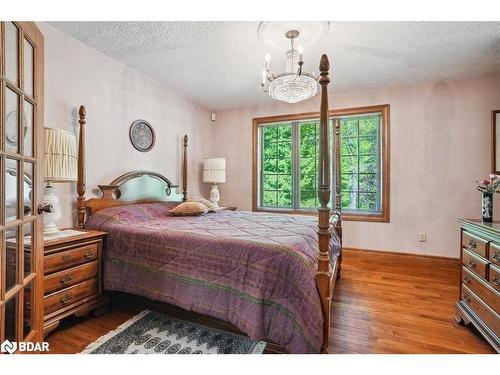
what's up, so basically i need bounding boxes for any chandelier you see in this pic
[260,30,318,104]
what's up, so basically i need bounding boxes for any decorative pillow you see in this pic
[187,196,217,212]
[169,201,208,216]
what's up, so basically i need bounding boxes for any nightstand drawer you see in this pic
[462,231,488,258]
[462,249,488,280]
[490,264,500,292]
[44,261,98,294]
[44,278,98,315]
[490,243,500,267]
[461,285,500,337]
[462,267,499,313]
[44,243,98,274]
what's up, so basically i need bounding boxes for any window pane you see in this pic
[340,119,358,137]
[341,155,358,174]
[359,117,378,137]
[359,192,378,210]
[359,173,378,192]
[5,226,19,293]
[5,296,18,343]
[300,191,317,209]
[24,38,34,97]
[5,22,19,85]
[278,126,292,141]
[23,281,34,339]
[341,136,358,156]
[277,142,291,159]
[359,155,378,173]
[300,122,318,140]
[277,190,292,207]
[6,158,19,221]
[24,162,34,217]
[23,100,34,157]
[341,174,358,192]
[24,222,34,276]
[300,140,317,158]
[359,137,377,155]
[263,175,278,190]
[263,191,277,206]
[5,87,20,154]
[342,191,357,210]
[277,158,291,174]
[263,158,277,173]
[264,142,278,159]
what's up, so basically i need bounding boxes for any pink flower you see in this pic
[490,174,498,179]
[481,179,491,185]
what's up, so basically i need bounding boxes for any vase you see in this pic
[481,192,493,222]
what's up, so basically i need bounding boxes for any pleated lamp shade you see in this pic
[203,158,226,184]
[44,127,77,182]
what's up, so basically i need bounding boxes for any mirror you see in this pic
[493,110,500,174]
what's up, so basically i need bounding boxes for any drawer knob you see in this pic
[467,260,477,269]
[494,253,500,262]
[60,294,73,305]
[493,276,499,286]
[463,294,471,303]
[61,254,72,263]
[59,274,73,285]
[468,239,477,249]
[84,250,95,260]
[463,276,471,284]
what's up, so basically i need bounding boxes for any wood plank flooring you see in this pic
[45,249,495,354]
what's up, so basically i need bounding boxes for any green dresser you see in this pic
[455,219,500,352]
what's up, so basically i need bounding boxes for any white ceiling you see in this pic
[50,21,500,111]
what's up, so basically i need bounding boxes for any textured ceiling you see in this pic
[50,21,500,110]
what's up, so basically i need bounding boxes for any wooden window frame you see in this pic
[252,104,390,223]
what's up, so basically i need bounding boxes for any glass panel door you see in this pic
[1,21,44,349]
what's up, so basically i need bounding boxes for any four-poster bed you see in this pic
[74,54,342,353]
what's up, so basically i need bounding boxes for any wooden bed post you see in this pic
[76,105,86,229]
[316,54,332,353]
[334,118,343,278]
[182,135,188,202]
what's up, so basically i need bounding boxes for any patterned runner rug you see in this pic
[82,310,267,354]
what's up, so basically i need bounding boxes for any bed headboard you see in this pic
[76,106,188,226]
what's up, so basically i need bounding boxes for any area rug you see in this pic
[82,310,266,354]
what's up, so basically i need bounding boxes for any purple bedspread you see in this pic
[86,202,340,353]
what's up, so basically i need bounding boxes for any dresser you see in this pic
[455,219,500,352]
[42,229,108,336]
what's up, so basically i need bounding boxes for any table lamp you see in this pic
[203,158,226,208]
[44,127,77,235]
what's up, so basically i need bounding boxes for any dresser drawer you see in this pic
[44,243,98,274]
[490,243,500,267]
[462,231,488,258]
[461,285,500,337]
[462,249,489,280]
[490,264,500,292]
[462,267,499,313]
[44,261,98,294]
[44,278,98,315]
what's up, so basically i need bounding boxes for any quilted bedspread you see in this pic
[85,202,341,353]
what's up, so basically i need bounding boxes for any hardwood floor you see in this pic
[45,249,495,354]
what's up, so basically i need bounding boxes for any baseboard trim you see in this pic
[343,247,460,266]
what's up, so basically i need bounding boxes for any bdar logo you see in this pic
[1,339,17,354]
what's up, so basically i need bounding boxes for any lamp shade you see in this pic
[44,127,77,182]
[203,158,226,184]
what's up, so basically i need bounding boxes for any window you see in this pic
[253,105,390,222]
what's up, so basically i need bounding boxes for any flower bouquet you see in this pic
[476,174,500,222]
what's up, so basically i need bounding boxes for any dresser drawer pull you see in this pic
[467,239,477,249]
[61,254,72,263]
[60,294,73,305]
[467,260,477,269]
[494,253,500,262]
[463,276,471,285]
[493,276,499,286]
[84,250,95,260]
[463,294,471,303]
[59,274,73,285]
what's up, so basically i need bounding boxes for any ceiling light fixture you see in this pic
[260,30,318,104]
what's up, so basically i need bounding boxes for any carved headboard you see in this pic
[76,105,189,226]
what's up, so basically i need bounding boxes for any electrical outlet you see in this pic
[418,232,427,242]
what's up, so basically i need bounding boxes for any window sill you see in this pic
[253,207,389,223]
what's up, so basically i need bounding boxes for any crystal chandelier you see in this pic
[260,30,318,104]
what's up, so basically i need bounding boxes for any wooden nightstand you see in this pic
[217,206,238,211]
[42,229,108,337]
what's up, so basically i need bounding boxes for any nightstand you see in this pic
[42,229,108,337]
[217,206,238,211]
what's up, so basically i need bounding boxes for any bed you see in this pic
[76,54,343,353]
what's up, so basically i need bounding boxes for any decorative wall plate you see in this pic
[129,120,155,152]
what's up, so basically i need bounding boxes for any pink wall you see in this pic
[38,23,214,227]
[213,72,500,258]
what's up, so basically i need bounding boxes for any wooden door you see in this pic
[0,22,44,349]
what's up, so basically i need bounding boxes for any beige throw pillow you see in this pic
[169,201,209,216]
[187,196,217,212]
